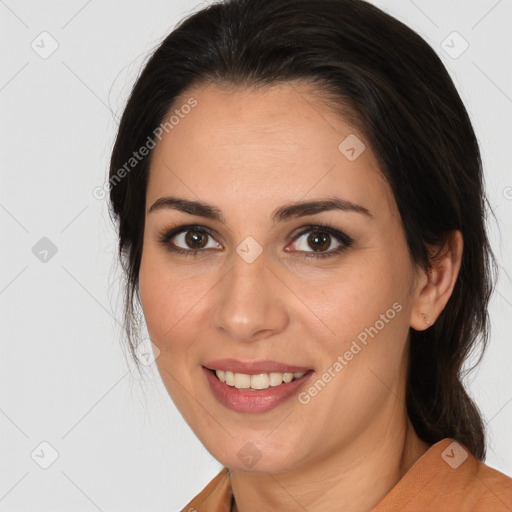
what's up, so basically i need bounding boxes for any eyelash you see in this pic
[156,222,354,259]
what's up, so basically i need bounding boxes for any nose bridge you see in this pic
[225,232,269,301]
[212,246,288,341]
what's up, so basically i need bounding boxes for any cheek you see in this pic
[295,248,412,388]
[138,247,212,359]
[322,292,407,378]
[296,255,406,335]
[301,270,410,423]
[139,247,180,345]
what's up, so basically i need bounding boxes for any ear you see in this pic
[410,230,463,331]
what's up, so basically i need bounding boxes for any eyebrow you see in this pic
[148,195,373,223]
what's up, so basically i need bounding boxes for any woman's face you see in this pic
[139,82,423,472]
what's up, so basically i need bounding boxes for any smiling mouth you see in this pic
[204,367,314,391]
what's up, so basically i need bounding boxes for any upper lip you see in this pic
[203,358,313,374]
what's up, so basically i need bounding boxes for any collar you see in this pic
[182,438,512,511]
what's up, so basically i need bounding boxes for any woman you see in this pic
[107,0,512,510]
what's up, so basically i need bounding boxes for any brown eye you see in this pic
[306,231,331,252]
[157,225,222,256]
[292,230,340,254]
[184,230,209,249]
[289,223,354,259]
[172,228,221,252]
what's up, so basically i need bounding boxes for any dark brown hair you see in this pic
[108,0,497,460]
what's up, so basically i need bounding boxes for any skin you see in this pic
[138,82,463,511]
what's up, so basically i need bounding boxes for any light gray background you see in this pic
[1,0,511,510]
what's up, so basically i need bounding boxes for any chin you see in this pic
[205,437,306,475]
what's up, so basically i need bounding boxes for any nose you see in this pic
[211,251,290,343]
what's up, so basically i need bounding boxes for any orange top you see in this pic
[181,438,512,511]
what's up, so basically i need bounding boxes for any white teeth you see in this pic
[214,369,307,390]
[269,372,285,386]
[248,373,269,389]
[234,372,251,389]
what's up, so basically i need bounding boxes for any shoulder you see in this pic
[373,438,512,512]
[471,456,512,511]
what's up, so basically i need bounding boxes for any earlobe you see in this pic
[410,230,463,331]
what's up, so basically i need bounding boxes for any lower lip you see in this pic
[202,366,314,413]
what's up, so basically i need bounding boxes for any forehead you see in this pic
[146,82,394,221]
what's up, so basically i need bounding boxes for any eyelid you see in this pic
[291,222,353,247]
[157,224,217,245]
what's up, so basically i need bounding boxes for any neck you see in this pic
[229,419,429,512]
